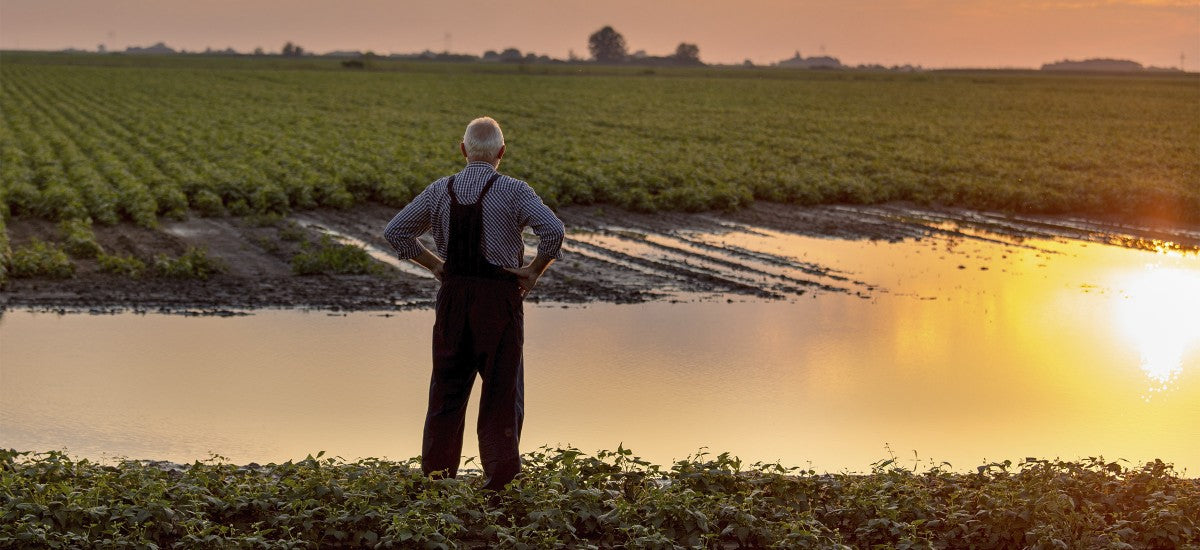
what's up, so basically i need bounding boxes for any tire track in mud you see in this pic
[304,205,858,302]
[568,239,784,299]
[5,202,1196,312]
[577,229,858,296]
[826,206,1063,254]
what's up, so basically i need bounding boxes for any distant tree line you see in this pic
[84,28,958,71]
[1041,58,1182,73]
[587,26,702,66]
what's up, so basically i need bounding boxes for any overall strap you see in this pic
[476,173,503,204]
[447,173,501,205]
[445,175,458,205]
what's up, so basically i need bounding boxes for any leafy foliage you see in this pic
[58,217,103,258]
[8,238,74,278]
[96,251,146,277]
[291,235,385,276]
[589,26,629,63]
[152,247,224,279]
[1,447,1196,548]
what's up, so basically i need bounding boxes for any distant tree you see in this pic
[499,47,522,62]
[282,42,304,57]
[253,46,264,56]
[483,50,499,61]
[674,42,700,65]
[743,59,754,67]
[588,26,627,63]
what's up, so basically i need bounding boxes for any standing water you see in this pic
[2,215,1198,472]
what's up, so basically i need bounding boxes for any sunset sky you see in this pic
[1,0,1197,69]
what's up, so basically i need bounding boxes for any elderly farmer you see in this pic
[383,117,564,490]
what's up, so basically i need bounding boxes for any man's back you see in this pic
[383,161,563,269]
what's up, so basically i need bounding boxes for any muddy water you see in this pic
[2,218,1199,472]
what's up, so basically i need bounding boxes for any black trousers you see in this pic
[422,275,524,490]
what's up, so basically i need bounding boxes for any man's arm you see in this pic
[383,183,439,278]
[506,254,554,294]
[409,244,444,281]
[505,182,565,294]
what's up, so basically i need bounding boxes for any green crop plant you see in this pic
[291,235,386,275]
[1,53,1197,272]
[8,238,74,278]
[152,247,224,279]
[0,447,1195,548]
[96,252,146,277]
[58,217,103,258]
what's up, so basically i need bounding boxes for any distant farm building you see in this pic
[777,51,842,69]
[1041,58,1143,72]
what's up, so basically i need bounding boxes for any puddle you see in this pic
[3,214,1198,472]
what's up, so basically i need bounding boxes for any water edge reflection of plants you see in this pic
[2,446,1196,548]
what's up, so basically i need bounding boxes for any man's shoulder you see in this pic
[490,174,538,198]
[496,173,531,189]
[420,175,452,194]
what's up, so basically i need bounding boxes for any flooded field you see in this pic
[2,208,1198,472]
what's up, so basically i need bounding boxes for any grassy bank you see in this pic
[2,447,1196,548]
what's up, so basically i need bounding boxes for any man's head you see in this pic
[461,117,505,166]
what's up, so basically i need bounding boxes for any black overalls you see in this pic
[422,173,525,490]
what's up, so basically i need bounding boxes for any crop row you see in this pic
[1,54,1198,283]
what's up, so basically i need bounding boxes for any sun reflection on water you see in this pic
[1113,264,1200,394]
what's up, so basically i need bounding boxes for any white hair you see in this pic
[462,117,505,160]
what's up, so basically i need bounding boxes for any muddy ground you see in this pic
[3,202,1198,314]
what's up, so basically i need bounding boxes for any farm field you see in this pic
[3,54,1199,547]
[0,53,1197,293]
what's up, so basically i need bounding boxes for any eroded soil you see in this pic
[3,202,1198,314]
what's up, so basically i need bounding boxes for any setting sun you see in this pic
[1113,264,1200,390]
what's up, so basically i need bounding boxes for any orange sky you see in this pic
[1,0,1197,68]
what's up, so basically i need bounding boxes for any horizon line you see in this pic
[2,47,1191,74]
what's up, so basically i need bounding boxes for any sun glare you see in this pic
[1113,265,1200,392]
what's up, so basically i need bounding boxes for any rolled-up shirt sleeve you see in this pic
[383,184,434,260]
[516,183,564,260]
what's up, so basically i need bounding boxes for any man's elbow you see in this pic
[382,220,405,250]
[549,218,565,241]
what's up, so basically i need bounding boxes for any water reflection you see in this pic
[1,220,1198,473]
[1112,265,1200,393]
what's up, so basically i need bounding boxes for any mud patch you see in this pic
[3,202,1196,313]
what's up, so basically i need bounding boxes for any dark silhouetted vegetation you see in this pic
[589,26,628,63]
[282,41,305,57]
[675,43,701,65]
